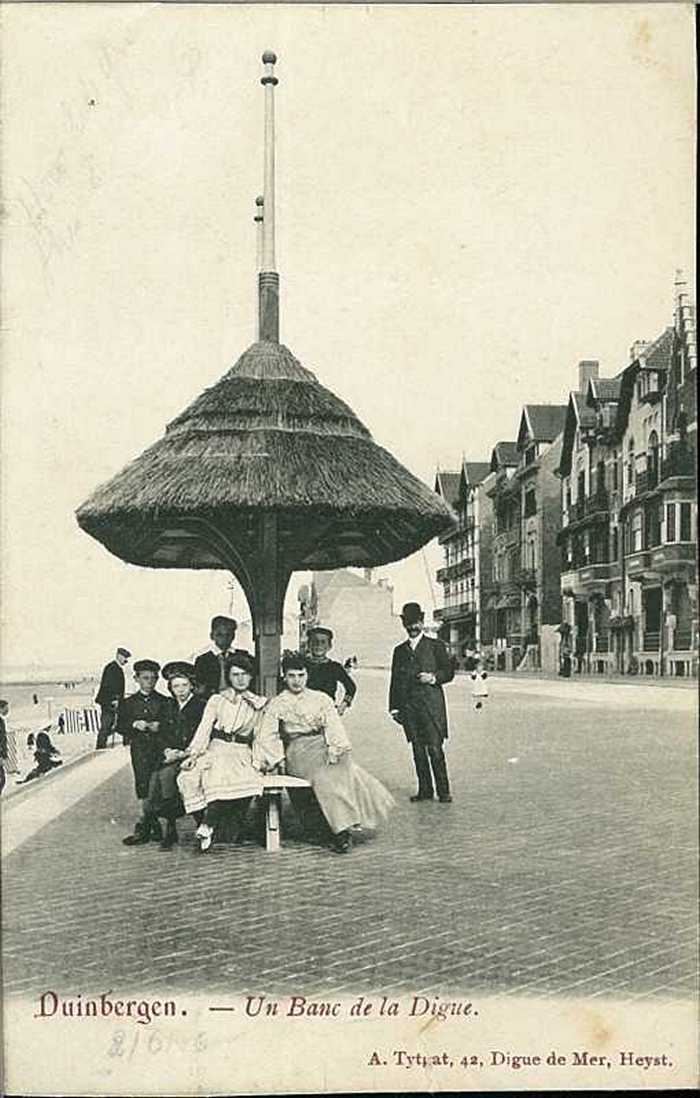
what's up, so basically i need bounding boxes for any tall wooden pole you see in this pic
[254,195,264,338]
[259,51,279,342]
[256,514,290,699]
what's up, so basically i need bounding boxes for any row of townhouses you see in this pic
[434,275,697,677]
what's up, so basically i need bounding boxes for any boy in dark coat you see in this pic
[144,662,207,850]
[119,660,172,845]
[388,602,455,803]
[305,626,357,714]
[194,616,252,697]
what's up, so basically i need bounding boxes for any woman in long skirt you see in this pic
[177,652,280,851]
[260,652,395,854]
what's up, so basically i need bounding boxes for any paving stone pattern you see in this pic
[2,673,697,1002]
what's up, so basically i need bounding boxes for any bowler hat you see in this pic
[133,659,160,675]
[162,661,197,683]
[400,602,424,624]
[117,647,131,659]
[307,626,333,643]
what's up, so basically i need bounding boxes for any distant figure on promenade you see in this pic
[194,616,252,697]
[261,652,395,854]
[19,731,62,783]
[119,660,172,846]
[141,662,207,850]
[305,626,357,715]
[0,700,9,793]
[470,665,489,712]
[95,647,131,749]
[178,652,277,853]
[389,602,455,803]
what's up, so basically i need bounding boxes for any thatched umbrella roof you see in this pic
[76,338,454,572]
[76,51,455,698]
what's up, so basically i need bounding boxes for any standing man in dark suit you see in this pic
[389,603,455,803]
[194,616,252,697]
[95,647,131,749]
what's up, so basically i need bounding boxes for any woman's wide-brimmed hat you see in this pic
[162,661,197,684]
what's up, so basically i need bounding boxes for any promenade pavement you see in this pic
[1,670,697,1003]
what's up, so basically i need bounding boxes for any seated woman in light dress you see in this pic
[177,652,280,852]
[260,651,395,854]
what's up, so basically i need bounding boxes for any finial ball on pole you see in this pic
[256,195,264,207]
[262,51,277,64]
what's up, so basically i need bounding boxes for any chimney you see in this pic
[577,360,599,392]
[630,340,650,364]
[259,52,279,342]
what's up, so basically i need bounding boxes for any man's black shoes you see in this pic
[410,793,434,802]
[438,794,453,804]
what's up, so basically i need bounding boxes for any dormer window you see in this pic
[525,444,537,466]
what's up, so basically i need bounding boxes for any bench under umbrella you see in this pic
[76,53,454,696]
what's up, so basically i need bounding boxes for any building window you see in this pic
[525,445,536,466]
[627,438,635,491]
[612,451,619,490]
[632,511,642,552]
[596,459,606,496]
[680,502,692,542]
[612,526,619,560]
[524,489,536,517]
[646,504,661,548]
[648,430,659,488]
[666,503,676,543]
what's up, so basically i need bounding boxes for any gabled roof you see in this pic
[571,391,596,430]
[639,327,675,372]
[517,404,567,450]
[558,392,590,478]
[589,375,623,403]
[490,441,519,472]
[463,461,491,488]
[614,327,677,442]
[434,470,461,508]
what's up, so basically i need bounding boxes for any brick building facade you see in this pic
[558,275,697,676]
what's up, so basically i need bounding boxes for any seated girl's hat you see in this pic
[224,651,255,677]
[162,661,197,683]
[133,659,161,675]
[307,626,333,642]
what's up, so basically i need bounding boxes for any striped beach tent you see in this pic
[62,707,101,734]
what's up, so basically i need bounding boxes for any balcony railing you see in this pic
[593,636,610,653]
[643,631,660,652]
[435,602,477,622]
[437,558,475,584]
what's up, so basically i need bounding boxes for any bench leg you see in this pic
[266,793,281,853]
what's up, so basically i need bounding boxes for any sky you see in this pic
[1,2,695,673]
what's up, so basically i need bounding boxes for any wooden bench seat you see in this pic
[260,773,311,852]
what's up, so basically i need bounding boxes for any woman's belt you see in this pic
[284,729,324,741]
[211,729,252,745]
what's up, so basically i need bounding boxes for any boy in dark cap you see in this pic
[194,616,252,697]
[389,602,455,803]
[305,626,357,714]
[119,659,173,845]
